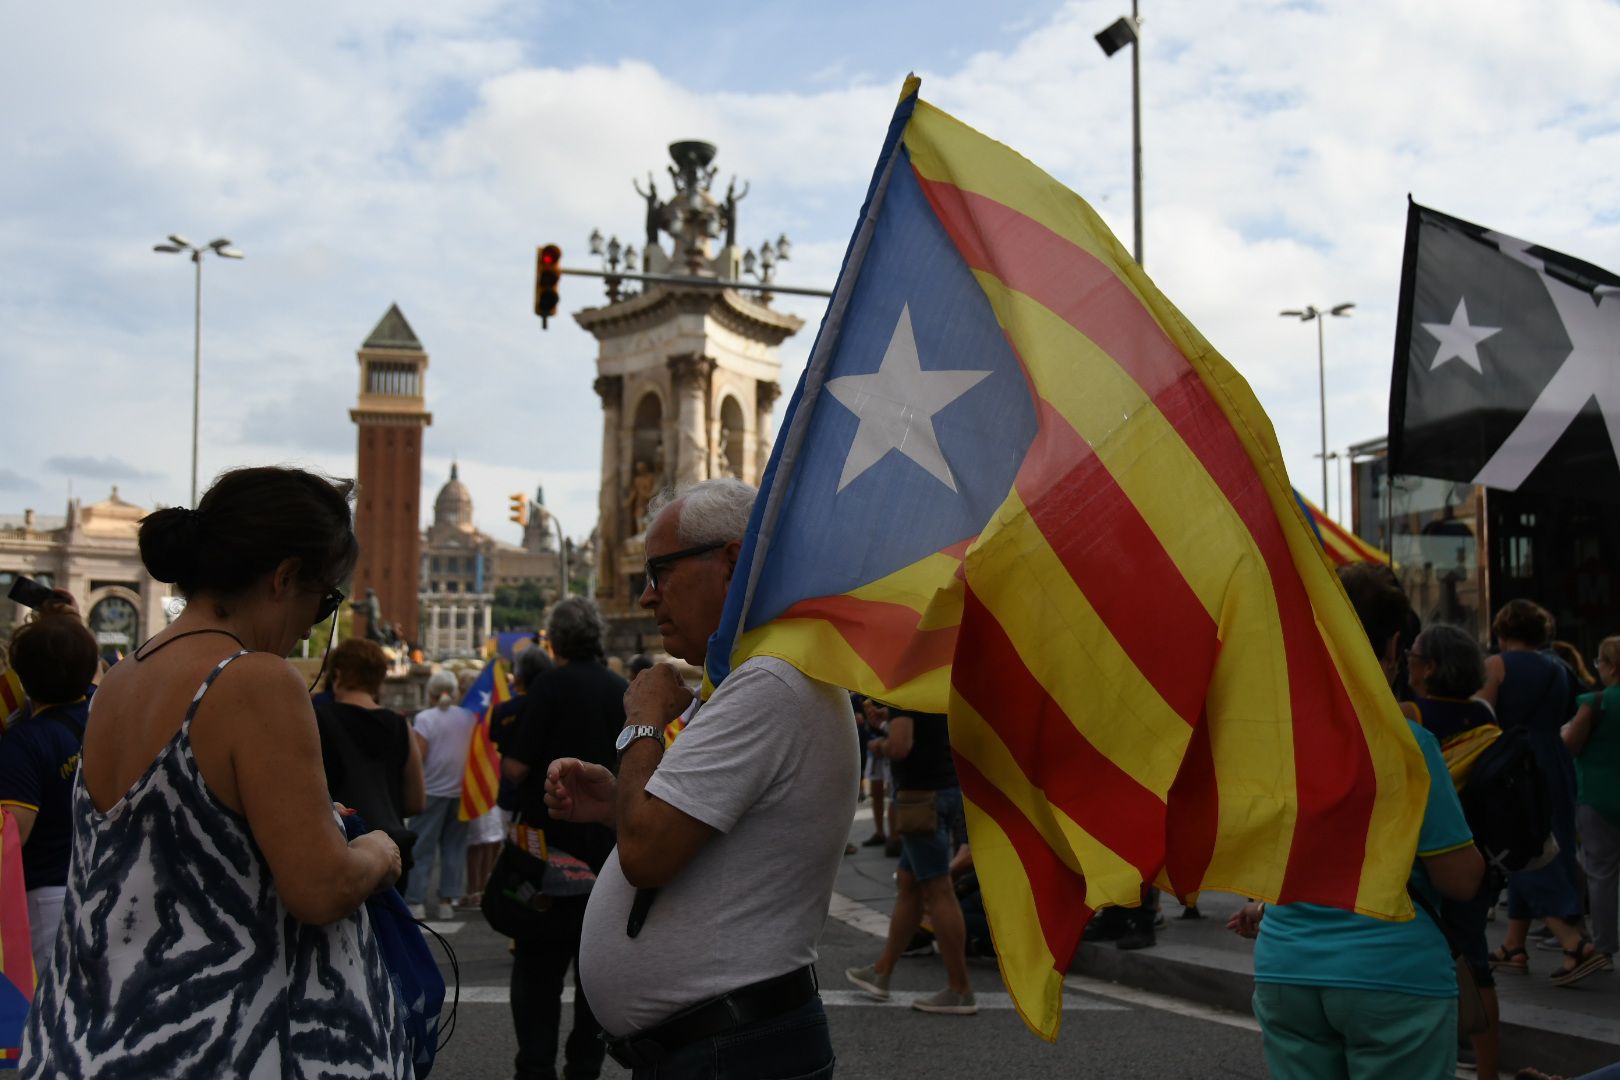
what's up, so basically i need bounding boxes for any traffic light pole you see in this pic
[558,265,834,299]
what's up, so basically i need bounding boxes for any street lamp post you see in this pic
[1095,2,1144,266]
[153,236,244,507]
[1279,303,1355,510]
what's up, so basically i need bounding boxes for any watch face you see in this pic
[615,727,634,752]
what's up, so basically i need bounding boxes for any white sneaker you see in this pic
[844,964,890,1001]
[435,900,456,921]
[407,902,427,920]
[912,987,977,1015]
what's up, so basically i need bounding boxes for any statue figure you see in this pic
[722,177,749,250]
[633,172,661,247]
[352,588,392,645]
[625,460,657,532]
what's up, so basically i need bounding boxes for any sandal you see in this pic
[1550,938,1613,987]
[1489,944,1529,975]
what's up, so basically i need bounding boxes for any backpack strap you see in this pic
[1406,882,1463,960]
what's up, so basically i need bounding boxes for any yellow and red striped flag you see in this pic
[1293,489,1392,567]
[457,658,510,822]
[705,77,1429,1040]
[0,809,34,1055]
[0,669,24,729]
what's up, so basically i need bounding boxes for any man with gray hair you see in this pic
[545,479,857,1078]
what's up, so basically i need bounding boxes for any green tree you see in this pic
[493,581,548,631]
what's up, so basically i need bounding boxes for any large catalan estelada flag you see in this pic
[706,77,1429,1039]
[1292,489,1391,568]
[457,659,510,823]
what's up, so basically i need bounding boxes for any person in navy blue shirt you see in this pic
[0,603,99,978]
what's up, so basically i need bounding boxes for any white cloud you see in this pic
[3,0,1618,551]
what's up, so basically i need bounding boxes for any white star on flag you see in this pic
[479,690,491,710]
[1422,297,1501,374]
[826,304,990,493]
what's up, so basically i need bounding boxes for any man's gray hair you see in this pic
[1414,623,1486,699]
[647,478,757,545]
[426,669,460,704]
[548,595,607,662]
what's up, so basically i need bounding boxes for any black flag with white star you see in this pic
[1389,200,1620,502]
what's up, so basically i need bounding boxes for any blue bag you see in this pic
[342,814,448,1078]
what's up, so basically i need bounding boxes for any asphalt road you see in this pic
[419,864,1270,1079]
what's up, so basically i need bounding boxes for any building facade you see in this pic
[350,304,432,642]
[1,490,173,662]
[418,464,562,658]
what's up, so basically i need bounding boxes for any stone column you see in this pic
[754,380,782,484]
[481,599,492,642]
[668,354,715,487]
[593,375,623,601]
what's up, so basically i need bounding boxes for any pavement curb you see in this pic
[1069,940,1620,1078]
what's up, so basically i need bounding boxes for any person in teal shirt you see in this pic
[1228,565,1485,1080]
[1563,635,1620,964]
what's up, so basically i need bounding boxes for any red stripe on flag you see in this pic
[1015,399,1219,727]
[918,172,1376,910]
[1163,707,1219,898]
[955,587,1164,877]
[954,751,1091,972]
[775,592,958,688]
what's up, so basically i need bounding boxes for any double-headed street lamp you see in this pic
[1279,302,1354,510]
[153,235,244,507]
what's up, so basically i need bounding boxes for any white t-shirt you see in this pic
[412,704,479,798]
[579,656,858,1036]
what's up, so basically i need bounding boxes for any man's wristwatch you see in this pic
[615,725,663,759]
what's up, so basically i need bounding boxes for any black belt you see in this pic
[601,965,819,1069]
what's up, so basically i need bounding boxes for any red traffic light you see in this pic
[535,244,563,326]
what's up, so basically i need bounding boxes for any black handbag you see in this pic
[481,819,598,940]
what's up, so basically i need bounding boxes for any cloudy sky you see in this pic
[3,0,1617,548]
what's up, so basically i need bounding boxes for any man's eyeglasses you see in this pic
[644,542,725,592]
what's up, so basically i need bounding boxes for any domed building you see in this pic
[418,463,562,658]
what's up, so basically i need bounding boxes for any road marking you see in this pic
[821,990,1124,1011]
[420,921,464,935]
[827,891,892,938]
[452,986,1125,1011]
[1061,974,1260,1032]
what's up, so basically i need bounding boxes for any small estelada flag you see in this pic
[1389,200,1620,500]
[456,659,509,822]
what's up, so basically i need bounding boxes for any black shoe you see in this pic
[1178,904,1204,920]
[1116,928,1157,950]
[1083,910,1126,943]
[861,834,888,847]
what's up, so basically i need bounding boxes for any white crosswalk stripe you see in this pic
[451,986,1127,1011]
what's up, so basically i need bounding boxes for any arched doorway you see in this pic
[88,595,140,664]
[718,395,746,479]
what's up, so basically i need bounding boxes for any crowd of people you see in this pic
[0,462,1615,1079]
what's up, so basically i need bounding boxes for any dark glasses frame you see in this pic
[644,542,725,592]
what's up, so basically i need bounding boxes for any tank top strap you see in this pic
[180,650,253,736]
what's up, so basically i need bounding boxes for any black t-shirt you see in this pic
[505,660,625,872]
[0,699,88,889]
[314,701,411,833]
[890,711,957,790]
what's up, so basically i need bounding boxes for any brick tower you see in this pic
[349,304,432,642]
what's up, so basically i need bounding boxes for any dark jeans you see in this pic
[511,898,603,1080]
[630,997,834,1080]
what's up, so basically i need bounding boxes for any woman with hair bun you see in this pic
[21,466,411,1078]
